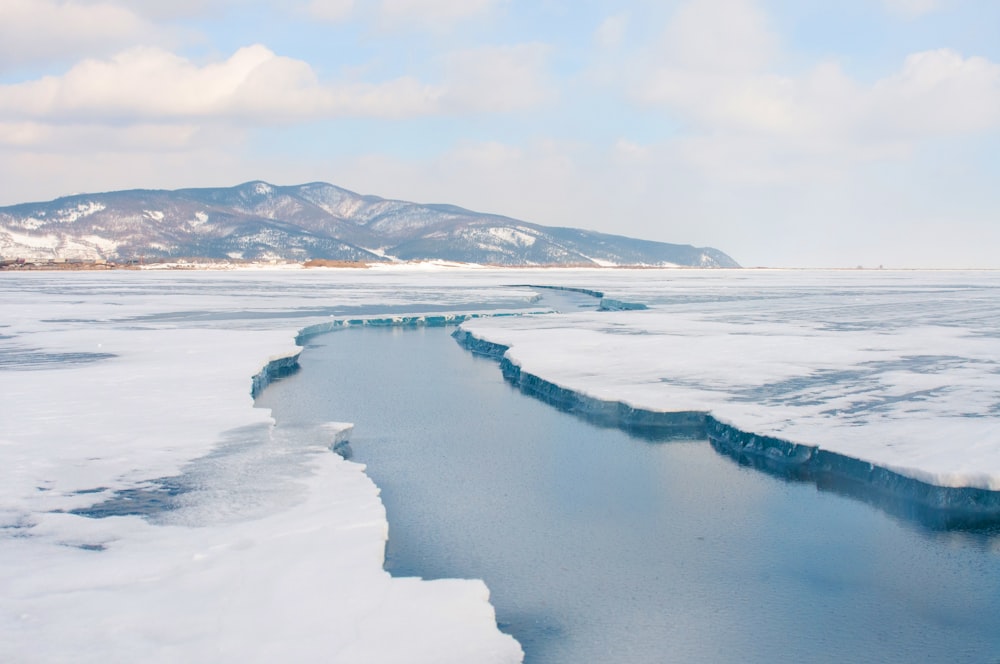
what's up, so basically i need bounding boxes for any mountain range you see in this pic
[0,181,739,267]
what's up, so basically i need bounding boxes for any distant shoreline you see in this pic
[3,259,996,272]
[0,258,737,272]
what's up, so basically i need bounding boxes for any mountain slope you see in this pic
[0,181,740,267]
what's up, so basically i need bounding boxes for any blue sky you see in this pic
[1,0,998,267]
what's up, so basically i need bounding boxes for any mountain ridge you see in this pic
[0,181,740,268]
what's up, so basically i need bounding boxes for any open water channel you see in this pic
[256,299,1000,663]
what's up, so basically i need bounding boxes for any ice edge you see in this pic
[251,350,302,399]
[505,283,648,311]
[252,313,531,663]
[452,328,1000,530]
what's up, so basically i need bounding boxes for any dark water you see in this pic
[256,326,1000,664]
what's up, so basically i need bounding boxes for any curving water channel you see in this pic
[256,315,1000,663]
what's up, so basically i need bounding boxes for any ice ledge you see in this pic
[506,283,648,311]
[251,350,302,398]
[705,419,1000,528]
[452,328,1000,529]
[295,311,547,345]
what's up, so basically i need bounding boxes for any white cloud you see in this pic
[870,49,1000,136]
[640,48,1000,145]
[0,40,554,152]
[0,45,442,124]
[131,0,242,19]
[378,0,505,28]
[329,139,585,225]
[304,0,355,22]
[439,44,555,112]
[630,0,1000,184]
[883,0,943,19]
[300,0,506,27]
[613,138,649,161]
[595,13,629,50]
[0,0,162,69]
[0,147,260,205]
[0,121,232,153]
[662,0,778,74]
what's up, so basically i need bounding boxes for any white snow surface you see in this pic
[0,268,535,664]
[1,228,61,251]
[488,226,537,247]
[0,227,119,260]
[55,201,106,223]
[4,267,1000,663]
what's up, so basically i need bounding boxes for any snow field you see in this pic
[1,269,529,663]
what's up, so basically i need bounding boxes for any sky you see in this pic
[0,0,998,268]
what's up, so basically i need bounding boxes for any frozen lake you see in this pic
[258,323,1000,664]
[5,268,1000,663]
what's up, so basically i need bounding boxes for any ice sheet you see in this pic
[4,266,999,662]
[459,270,1000,490]
[1,268,531,663]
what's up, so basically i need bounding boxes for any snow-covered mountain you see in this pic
[0,181,740,267]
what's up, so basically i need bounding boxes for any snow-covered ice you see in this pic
[0,268,534,664]
[459,269,1000,491]
[3,266,1000,662]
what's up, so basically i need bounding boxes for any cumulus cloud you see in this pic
[630,0,1000,183]
[0,45,441,124]
[0,40,554,150]
[870,49,1000,135]
[640,47,1000,142]
[0,0,162,69]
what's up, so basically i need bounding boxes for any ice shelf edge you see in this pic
[451,328,1000,529]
